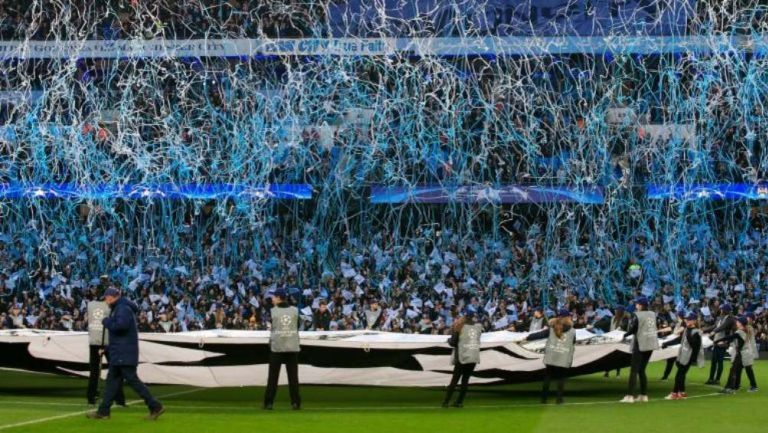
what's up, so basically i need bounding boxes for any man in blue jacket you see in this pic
[87,288,164,420]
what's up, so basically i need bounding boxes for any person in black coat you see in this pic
[313,299,332,330]
[87,288,164,420]
[86,297,125,406]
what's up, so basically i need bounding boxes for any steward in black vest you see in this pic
[662,312,703,400]
[442,310,482,408]
[620,296,659,403]
[264,289,301,410]
[526,308,576,404]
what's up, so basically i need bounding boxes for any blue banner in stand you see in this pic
[647,184,768,201]
[0,183,313,200]
[370,185,605,204]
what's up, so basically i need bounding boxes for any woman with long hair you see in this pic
[526,308,576,404]
[604,305,628,378]
[442,308,482,408]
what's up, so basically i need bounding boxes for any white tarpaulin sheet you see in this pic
[0,329,709,388]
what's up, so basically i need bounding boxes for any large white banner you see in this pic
[0,329,708,387]
[0,36,766,59]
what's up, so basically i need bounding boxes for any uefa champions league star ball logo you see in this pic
[468,328,479,340]
[280,314,293,328]
[93,310,104,320]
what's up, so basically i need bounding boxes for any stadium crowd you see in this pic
[0,0,766,349]
[0,215,767,352]
[0,0,766,41]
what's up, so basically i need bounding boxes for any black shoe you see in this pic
[604,372,609,378]
[541,399,548,404]
[556,399,564,405]
[87,399,97,406]
[145,406,165,421]
[116,401,127,408]
[86,411,110,420]
[660,377,669,381]
[441,401,450,408]
[291,403,301,410]
[451,402,463,408]
[263,403,273,410]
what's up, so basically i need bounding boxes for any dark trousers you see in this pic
[87,345,125,405]
[725,355,744,390]
[662,358,675,379]
[263,352,301,406]
[628,350,653,396]
[728,356,757,389]
[443,362,476,405]
[709,345,726,382]
[735,365,758,389]
[98,365,161,416]
[542,365,568,403]
[672,362,691,393]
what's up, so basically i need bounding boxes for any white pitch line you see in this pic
[0,388,204,431]
[0,380,731,422]
[2,393,725,413]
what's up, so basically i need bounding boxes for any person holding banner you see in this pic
[263,288,301,410]
[717,316,753,394]
[526,308,576,404]
[662,312,704,400]
[659,311,686,381]
[736,312,759,392]
[442,308,482,408]
[704,304,735,385]
[86,297,125,406]
[620,296,659,403]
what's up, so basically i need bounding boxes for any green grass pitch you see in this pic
[0,361,765,433]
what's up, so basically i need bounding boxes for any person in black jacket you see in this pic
[86,297,125,406]
[87,288,164,420]
[662,312,702,400]
[704,304,735,385]
[312,299,332,330]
